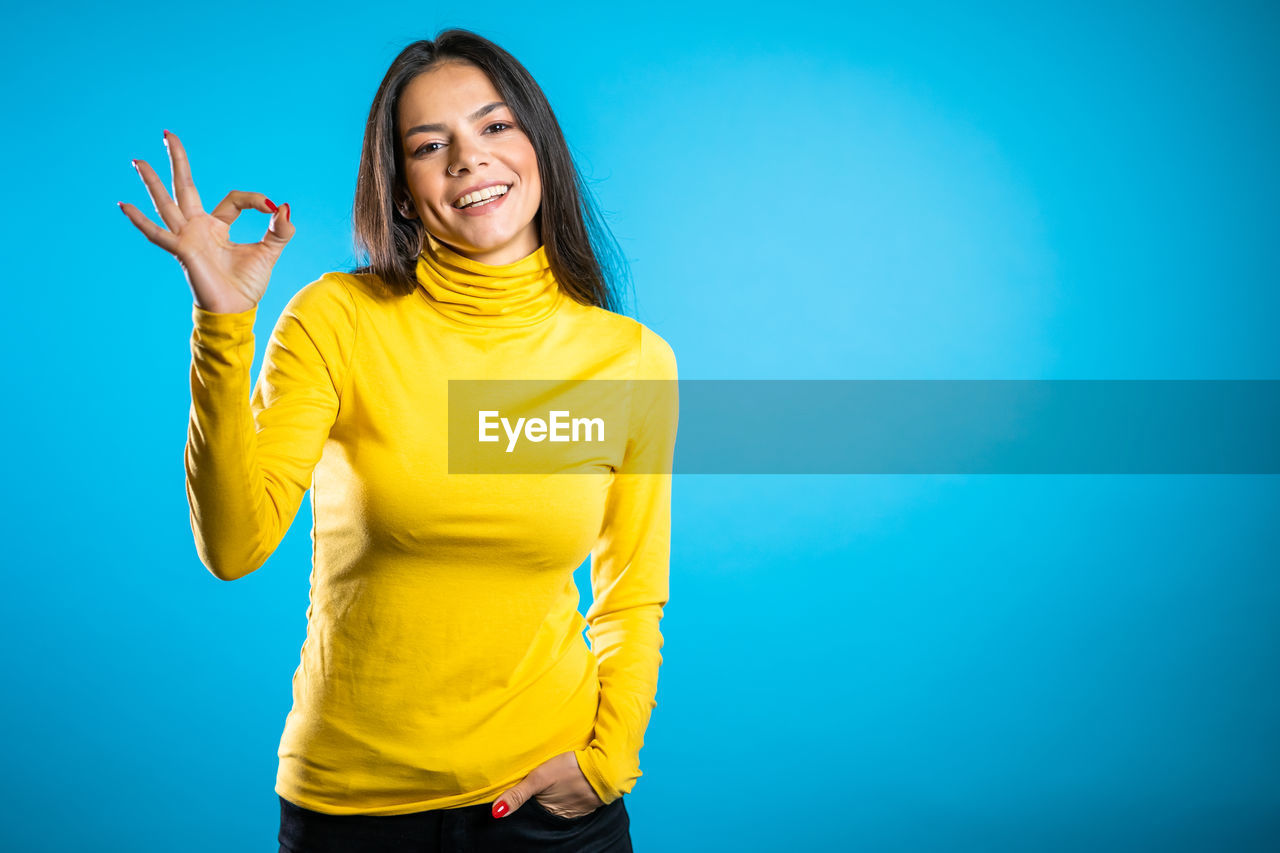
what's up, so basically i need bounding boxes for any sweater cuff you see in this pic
[192,302,257,331]
[192,303,257,350]
[573,746,621,806]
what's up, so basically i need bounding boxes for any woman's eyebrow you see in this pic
[405,102,508,138]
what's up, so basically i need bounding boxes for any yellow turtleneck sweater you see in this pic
[184,234,678,816]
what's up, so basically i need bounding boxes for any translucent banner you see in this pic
[448,380,1280,474]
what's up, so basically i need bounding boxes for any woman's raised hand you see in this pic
[119,130,295,315]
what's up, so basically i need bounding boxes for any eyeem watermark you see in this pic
[478,410,606,453]
[449,380,665,474]
[451,378,1277,475]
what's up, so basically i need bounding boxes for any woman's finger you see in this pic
[261,201,293,251]
[132,158,186,233]
[164,130,206,218]
[117,201,179,254]
[209,191,278,228]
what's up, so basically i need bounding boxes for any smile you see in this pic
[450,184,509,216]
[452,185,511,217]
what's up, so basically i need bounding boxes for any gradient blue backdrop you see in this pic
[3,0,1277,850]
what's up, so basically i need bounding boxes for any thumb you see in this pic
[262,201,294,252]
[492,779,540,819]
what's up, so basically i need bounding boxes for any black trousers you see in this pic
[278,794,633,853]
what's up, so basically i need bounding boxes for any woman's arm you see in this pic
[184,275,358,581]
[574,324,680,804]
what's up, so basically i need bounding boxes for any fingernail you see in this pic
[492,801,509,819]
[282,202,290,221]
[131,159,138,169]
[163,129,170,142]
[264,197,278,213]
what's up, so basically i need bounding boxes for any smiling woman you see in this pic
[395,63,542,264]
[351,32,628,313]
[125,25,678,853]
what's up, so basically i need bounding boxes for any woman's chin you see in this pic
[444,222,538,258]
[441,234,533,264]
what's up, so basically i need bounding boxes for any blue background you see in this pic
[3,0,1277,849]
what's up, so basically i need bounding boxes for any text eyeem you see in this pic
[478,410,606,453]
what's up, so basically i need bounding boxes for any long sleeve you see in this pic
[574,325,680,804]
[185,275,358,581]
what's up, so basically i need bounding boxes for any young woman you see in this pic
[120,29,678,853]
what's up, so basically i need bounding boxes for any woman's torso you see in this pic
[276,271,645,816]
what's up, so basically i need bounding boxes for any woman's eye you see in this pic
[414,123,512,156]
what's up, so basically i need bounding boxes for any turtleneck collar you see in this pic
[415,232,563,328]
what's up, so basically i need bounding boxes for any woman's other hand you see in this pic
[119,129,294,314]
[491,751,606,820]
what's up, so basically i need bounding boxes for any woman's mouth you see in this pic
[452,185,512,217]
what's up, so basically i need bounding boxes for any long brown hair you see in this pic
[350,29,629,314]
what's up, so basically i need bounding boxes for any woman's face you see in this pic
[397,61,542,266]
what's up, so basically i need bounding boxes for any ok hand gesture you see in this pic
[119,130,294,314]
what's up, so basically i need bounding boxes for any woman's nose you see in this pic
[449,140,489,174]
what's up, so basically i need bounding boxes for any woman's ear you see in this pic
[396,192,418,220]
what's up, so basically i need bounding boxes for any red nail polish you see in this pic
[492,801,509,819]
[282,202,290,221]
[264,197,278,213]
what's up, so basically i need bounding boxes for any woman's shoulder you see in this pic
[282,269,399,321]
[565,301,677,380]
[272,270,359,323]
[313,269,382,306]
[267,271,393,346]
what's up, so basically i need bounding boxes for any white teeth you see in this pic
[454,185,510,208]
